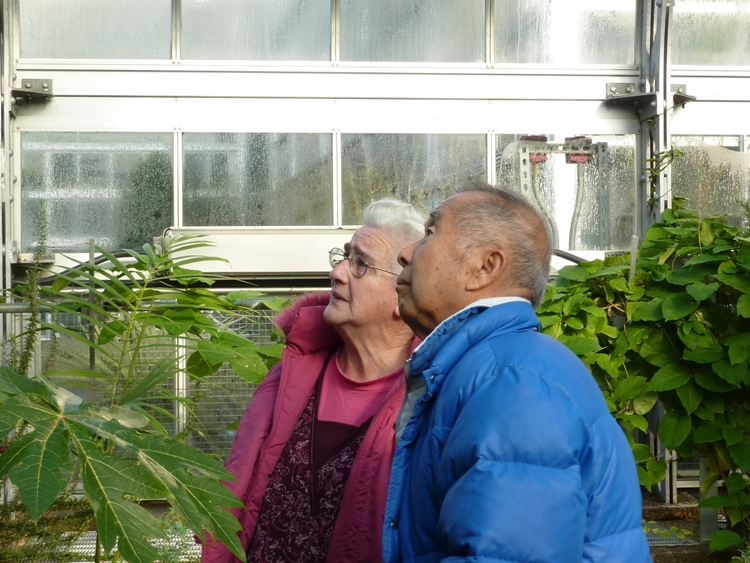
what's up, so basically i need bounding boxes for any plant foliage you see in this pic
[0,235,286,563]
[538,198,750,546]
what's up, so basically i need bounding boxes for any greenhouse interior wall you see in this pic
[0,0,749,507]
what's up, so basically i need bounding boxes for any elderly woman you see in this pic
[201,199,425,563]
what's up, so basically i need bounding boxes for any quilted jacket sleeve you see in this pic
[433,362,650,563]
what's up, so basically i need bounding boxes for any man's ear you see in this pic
[465,248,506,291]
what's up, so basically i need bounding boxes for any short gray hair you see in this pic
[452,180,552,308]
[363,199,425,243]
[362,199,426,270]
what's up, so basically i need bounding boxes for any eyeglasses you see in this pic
[329,247,398,278]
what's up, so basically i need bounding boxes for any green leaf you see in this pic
[666,264,714,286]
[225,290,263,303]
[631,443,652,464]
[695,370,737,392]
[685,254,725,266]
[658,410,692,450]
[648,365,691,392]
[613,376,646,403]
[98,319,128,345]
[712,358,747,386]
[729,343,750,365]
[662,293,697,321]
[693,422,723,444]
[633,391,659,415]
[716,271,750,294]
[684,346,725,364]
[726,473,749,494]
[701,496,738,510]
[638,335,679,367]
[686,282,720,302]
[723,426,744,446]
[703,394,726,413]
[631,299,664,322]
[620,414,649,433]
[645,458,668,486]
[229,354,269,384]
[565,317,584,330]
[738,294,750,318]
[560,336,600,355]
[693,405,715,421]
[676,381,703,415]
[700,471,720,495]
[729,443,750,473]
[557,265,589,281]
[261,296,289,312]
[77,438,168,563]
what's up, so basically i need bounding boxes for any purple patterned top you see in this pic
[246,376,370,563]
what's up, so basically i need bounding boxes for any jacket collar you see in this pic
[409,300,541,391]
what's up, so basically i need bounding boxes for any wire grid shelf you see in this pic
[28,530,201,563]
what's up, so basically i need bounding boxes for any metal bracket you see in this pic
[606,83,637,98]
[671,84,697,108]
[603,88,658,121]
[10,79,53,117]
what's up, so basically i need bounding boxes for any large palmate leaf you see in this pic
[0,367,247,563]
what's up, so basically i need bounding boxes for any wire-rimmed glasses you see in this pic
[328,247,398,278]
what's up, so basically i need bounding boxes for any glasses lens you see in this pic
[329,248,345,268]
[350,255,368,277]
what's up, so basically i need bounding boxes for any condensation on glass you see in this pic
[183,133,333,226]
[19,0,171,59]
[495,0,636,65]
[496,134,636,251]
[181,0,330,61]
[672,0,750,66]
[341,134,486,224]
[672,136,750,222]
[21,133,174,253]
[340,0,485,62]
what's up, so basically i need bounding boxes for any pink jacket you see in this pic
[201,292,411,563]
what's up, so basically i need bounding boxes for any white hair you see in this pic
[363,199,425,243]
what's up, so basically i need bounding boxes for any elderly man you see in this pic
[383,181,651,563]
[201,199,424,563]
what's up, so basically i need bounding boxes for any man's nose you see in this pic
[397,241,416,267]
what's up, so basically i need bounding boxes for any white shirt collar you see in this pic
[413,296,531,354]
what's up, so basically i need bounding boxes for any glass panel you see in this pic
[673,0,750,66]
[21,133,173,254]
[20,0,171,59]
[341,134,486,224]
[183,133,333,226]
[340,0,484,62]
[495,0,636,65]
[181,0,330,61]
[496,134,637,251]
[672,136,750,222]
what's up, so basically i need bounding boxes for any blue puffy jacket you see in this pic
[383,301,651,563]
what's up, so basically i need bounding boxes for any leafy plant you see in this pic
[539,197,750,548]
[0,235,286,563]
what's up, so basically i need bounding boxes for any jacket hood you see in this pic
[274,292,341,354]
[275,292,332,336]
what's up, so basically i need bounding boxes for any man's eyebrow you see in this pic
[427,210,441,226]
